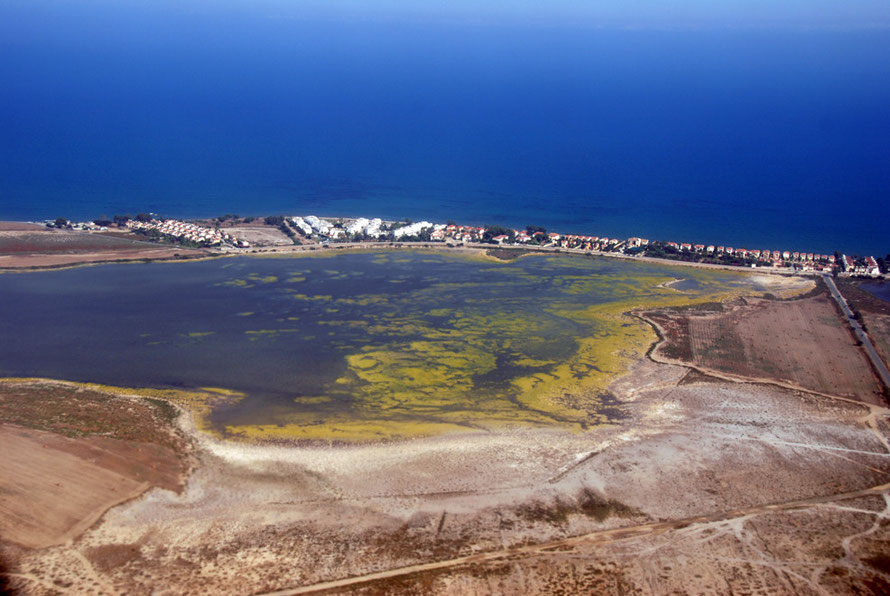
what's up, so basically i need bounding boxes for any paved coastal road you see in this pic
[823,274,890,391]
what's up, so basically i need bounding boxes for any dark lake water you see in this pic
[862,281,890,304]
[0,251,747,438]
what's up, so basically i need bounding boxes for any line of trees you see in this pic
[108,213,153,226]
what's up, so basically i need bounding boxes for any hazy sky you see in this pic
[261,0,890,29]
[3,0,890,31]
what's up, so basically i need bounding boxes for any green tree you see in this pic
[53,217,68,228]
[483,225,516,243]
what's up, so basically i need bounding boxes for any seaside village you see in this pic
[289,216,883,277]
[124,218,251,248]
[56,213,884,277]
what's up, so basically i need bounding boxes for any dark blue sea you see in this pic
[1,4,889,255]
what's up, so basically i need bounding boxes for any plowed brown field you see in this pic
[645,293,884,404]
[0,382,189,550]
[0,426,151,549]
[0,225,207,269]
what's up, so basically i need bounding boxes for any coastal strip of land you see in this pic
[0,224,836,279]
[3,215,885,280]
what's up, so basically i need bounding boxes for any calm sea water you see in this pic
[1,7,889,254]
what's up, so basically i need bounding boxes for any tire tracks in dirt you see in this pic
[256,482,890,596]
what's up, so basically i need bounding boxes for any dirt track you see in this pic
[263,480,890,595]
[4,356,889,594]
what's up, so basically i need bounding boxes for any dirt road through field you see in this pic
[262,481,890,595]
[825,274,890,391]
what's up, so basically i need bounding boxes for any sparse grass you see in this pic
[516,488,640,526]
[144,397,180,423]
[0,379,189,455]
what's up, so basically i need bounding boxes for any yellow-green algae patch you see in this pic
[247,274,279,284]
[244,328,300,341]
[212,252,779,443]
[218,278,253,288]
[225,419,476,443]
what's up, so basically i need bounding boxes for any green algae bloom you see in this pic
[206,250,780,442]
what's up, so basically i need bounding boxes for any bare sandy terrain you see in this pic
[220,223,295,246]
[0,222,46,232]
[0,229,155,254]
[643,291,885,405]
